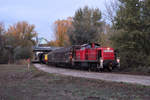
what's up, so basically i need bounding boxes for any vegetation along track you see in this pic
[34,64,150,86]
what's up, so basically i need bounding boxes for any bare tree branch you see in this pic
[103,0,119,26]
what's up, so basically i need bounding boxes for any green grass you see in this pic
[0,64,150,100]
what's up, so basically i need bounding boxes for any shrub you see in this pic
[14,46,32,60]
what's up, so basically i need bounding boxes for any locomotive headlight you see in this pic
[45,54,48,61]
[117,58,120,63]
[116,57,120,68]
[100,59,103,63]
[107,47,110,50]
[100,58,103,68]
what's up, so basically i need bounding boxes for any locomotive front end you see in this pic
[98,47,120,71]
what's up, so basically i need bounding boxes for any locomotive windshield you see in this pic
[104,50,113,52]
[81,43,100,49]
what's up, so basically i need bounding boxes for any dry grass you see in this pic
[0,64,150,100]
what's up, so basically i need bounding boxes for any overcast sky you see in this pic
[0,0,108,41]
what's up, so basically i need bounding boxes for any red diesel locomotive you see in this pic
[44,43,120,71]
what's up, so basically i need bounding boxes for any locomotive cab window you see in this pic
[95,45,100,48]
[85,45,91,49]
[81,47,85,50]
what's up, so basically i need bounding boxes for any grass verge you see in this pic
[0,64,150,100]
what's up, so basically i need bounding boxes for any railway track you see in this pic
[34,64,150,86]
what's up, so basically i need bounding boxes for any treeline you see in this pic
[49,0,150,71]
[0,22,37,63]
[1,0,150,71]
[112,0,150,70]
[49,6,111,47]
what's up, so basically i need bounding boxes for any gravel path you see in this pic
[34,64,150,86]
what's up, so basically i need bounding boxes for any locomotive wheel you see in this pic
[107,63,113,72]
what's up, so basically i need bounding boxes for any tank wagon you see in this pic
[43,43,120,71]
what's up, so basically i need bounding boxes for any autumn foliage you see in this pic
[49,17,72,47]
[0,21,37,63]
[6,21,36,46]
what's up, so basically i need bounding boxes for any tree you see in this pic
[0,21,37,63]
[69,6,103,45]
[111,0,150,68]
[53,17,72,46]
[0,23,8,63]
[6,21,37,47]
[0,22,5,50]
[4,21,37,62]
[98,22,113,46]
[104,0,119,26]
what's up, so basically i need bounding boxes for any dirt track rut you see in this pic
[34,64,150,86]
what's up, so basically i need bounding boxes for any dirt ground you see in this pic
[0,64,150,100]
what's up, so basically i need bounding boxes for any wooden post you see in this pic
[27,58,30,70]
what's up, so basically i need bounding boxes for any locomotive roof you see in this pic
[81,43,100,47]
[33,46,61,52]
[72,43,100,49]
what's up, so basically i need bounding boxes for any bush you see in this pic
[119,50,150,71]
[14,46,32,60]
[0,49,9,64]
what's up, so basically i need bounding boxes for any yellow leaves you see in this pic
[48,40,58,46]
[6,21,37,47]
[7,21,36,39]
[52,17,73,47]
